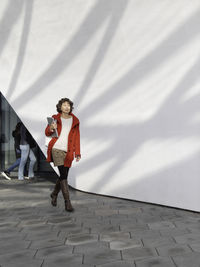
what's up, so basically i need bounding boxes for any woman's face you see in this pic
[61,101,71,114]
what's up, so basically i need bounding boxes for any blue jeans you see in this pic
[18,144,36,180]
[7,158,21,173]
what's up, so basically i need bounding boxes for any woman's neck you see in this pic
[61,113,71,119]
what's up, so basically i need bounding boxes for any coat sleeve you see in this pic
[45,115,56,137]
[45,124,53,137]
[75,124,81,158]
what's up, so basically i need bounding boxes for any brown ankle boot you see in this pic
[60,179,74,212]
[65,200,74,212]
[50,179,60,206]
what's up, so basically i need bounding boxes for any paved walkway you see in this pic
[0,176,200,267]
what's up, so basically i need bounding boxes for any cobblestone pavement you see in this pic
[0,176,200,267]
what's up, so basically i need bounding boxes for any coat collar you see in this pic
[52,113,79,128]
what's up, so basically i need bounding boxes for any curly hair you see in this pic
[56,98,74,113]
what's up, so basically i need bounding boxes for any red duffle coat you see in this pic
[45,113,81,167]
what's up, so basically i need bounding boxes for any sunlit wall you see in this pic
[1,0,200,211]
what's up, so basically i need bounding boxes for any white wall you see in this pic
[1,0,200,211]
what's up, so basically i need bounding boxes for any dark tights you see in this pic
[58,165,69,180]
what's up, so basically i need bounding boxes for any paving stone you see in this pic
[25,230,60,241]
[135,215,163,223]
[160,214,185,221]
[52,221,82,229]
[173,221,200,230]
[156,244,192,256]
[35,244,73,258]
[29,238,64,249]
[0,216,16,222]
[0,227,21,234]
[74,241,109,253]
[58,227,90,236]
[47,216,73,224]
[95,205,113,210]
[53,222,80,231]
[72,215,102,223]
[100,232,131,242]
[0,233,27,240]
[107,214,129,220]
[188,228,200,234]
[82,221,111,228]
[0,240,31,255]
[84,250,121,265]
[0,249,36,259]
[42,254,83,267]
[135,256,176,267]
[174,216,200,224]
[72,199,98,205]
[0,210,11,216]
[122,247,157,260]
[130,229,161,239]
[1,178,200,267]
[18,219,47,226]
[118,208,142,215]
[90,225,120,234]
[13,210,37,216]
[110,218,137,224]
[110,239,142,250]
[37,209,64,216]
[173,233,200,244]
[0,222,19,228]
[95,209,118,216]
[159,228,190,237]
[148,221,176,230]
[0,253,43,267]
[96,260,135,267]
[120,223,149,232]
[65,233,98,245]
[138,218,164,224]
[172,252,200,267]
[16,214,41,220]
[189,242,200,252]
[150,211,175,217]
[142,236,175,247]
[21,224,53,232]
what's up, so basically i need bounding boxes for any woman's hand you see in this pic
[76,156,81,162]
[50,122,57,131]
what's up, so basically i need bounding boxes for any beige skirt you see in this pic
[52,148,67,166]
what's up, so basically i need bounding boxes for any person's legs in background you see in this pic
[28,148,36,178]
[18,145,29,180]
[7,158,21,173]
[1,149,21,180]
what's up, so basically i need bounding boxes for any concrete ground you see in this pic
[0,175,200,267]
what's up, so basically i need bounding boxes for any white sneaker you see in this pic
[18,178,24,180]
[24,176,30,179]
[1,171,11,180]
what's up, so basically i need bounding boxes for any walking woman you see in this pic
[45,98,81,212]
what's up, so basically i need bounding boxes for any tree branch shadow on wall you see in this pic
[79,53,200,194]
[2,0,200,206]
[0,0,24,57]
[10,0,129,109]
[73,0,129,107]
[117,151,200,210]
[6,0,34,99]
[73,7,200,196]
